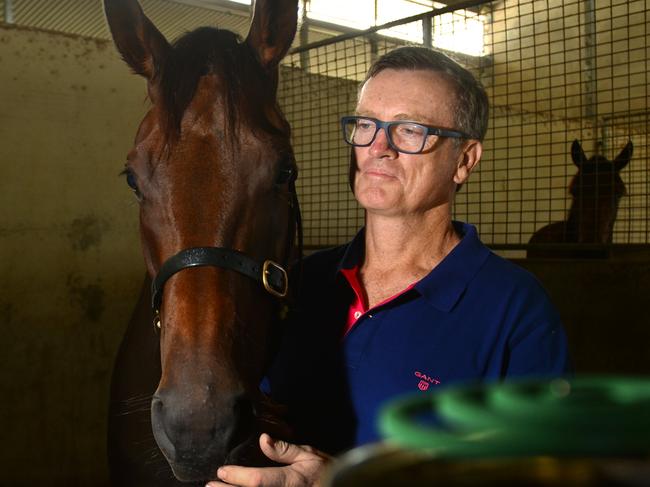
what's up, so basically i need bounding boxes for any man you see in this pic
[207,46,570,487]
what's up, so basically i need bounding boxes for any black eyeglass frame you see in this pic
[341,116,470,154]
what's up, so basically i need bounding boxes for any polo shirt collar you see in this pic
[415,222,491,312]
[336,222,491,312]
[338,227,366,272]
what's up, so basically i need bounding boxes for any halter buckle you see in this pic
[262,260,288,298]
[153,310,161,331]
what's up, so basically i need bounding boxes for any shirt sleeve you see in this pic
[503,279,572,378]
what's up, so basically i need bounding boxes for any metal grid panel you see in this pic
[280,43,368,248]
[278,0,650,250]
[477,0,649,248]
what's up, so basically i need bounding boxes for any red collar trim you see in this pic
[340,265,416,337]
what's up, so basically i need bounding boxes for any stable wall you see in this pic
[0,24,145,485]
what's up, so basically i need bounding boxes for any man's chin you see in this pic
[355,188,401,214]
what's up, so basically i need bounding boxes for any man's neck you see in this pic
[362,208,460,274]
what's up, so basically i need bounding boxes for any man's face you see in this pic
[353,68,475,218]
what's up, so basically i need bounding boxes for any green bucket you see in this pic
[324,376,650,487]
[379,376,650,458]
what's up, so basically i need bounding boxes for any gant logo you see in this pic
[414,371,441,391]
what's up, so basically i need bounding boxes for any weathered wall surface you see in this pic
[0,24,146,485]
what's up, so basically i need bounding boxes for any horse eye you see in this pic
[122,168,142,199]
[276,163,296,185]
[276,167,293,184]
[126,171,138,190]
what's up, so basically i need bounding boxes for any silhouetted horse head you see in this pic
[105,0,299,481]
[529,139,633,255]
[567,139,632,243]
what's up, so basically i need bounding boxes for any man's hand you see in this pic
[205,433,331,487]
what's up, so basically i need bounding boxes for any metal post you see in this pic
[583,0,598,151]
[422,15,432,48]
[369,36,378,65]
[4,0,15,24]
[299,0,310,70]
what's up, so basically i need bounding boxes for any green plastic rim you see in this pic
[379,376,650,458]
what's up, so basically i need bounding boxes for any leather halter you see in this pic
[151,247,289,311]
[150,180,301,330]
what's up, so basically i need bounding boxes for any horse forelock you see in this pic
[156,27,281,148]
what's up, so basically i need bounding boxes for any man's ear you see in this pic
[453,140,482,185]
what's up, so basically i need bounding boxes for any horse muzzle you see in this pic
[151,390,257,482]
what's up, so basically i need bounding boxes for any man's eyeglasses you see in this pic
[341,116,469,154]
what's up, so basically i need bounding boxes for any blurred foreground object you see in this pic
[325,376,650,486]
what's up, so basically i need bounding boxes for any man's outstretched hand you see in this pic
[206,433,331,487]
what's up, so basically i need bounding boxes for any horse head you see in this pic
[568,139,633,243]
[104,0,298,481]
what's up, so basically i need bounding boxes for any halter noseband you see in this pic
[151,247,288,328]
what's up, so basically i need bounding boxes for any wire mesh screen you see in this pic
[278,0,650,251]
[279,42,368,248]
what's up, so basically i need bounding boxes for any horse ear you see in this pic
[571,139,587,167]
[246,0,299,70]
[103,0,171,80]
[614,141,633,172]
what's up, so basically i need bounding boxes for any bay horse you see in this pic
[105,0,300,485]
[527,139,633,258]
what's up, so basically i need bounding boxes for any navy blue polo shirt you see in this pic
[264,222,570,454]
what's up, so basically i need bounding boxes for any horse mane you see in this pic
[158,27,271,146]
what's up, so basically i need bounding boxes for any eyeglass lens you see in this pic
[344,118,430,153]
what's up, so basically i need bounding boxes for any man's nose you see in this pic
[369,127,395,156]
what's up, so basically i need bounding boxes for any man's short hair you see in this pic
[364,46,489,142]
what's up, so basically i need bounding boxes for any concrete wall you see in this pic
[0,24,146,485]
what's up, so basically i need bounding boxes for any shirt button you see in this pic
[354,311,362,319]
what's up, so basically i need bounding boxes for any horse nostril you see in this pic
[151,395,162,413]
[151,395,177,460]
[151,395,164,426]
